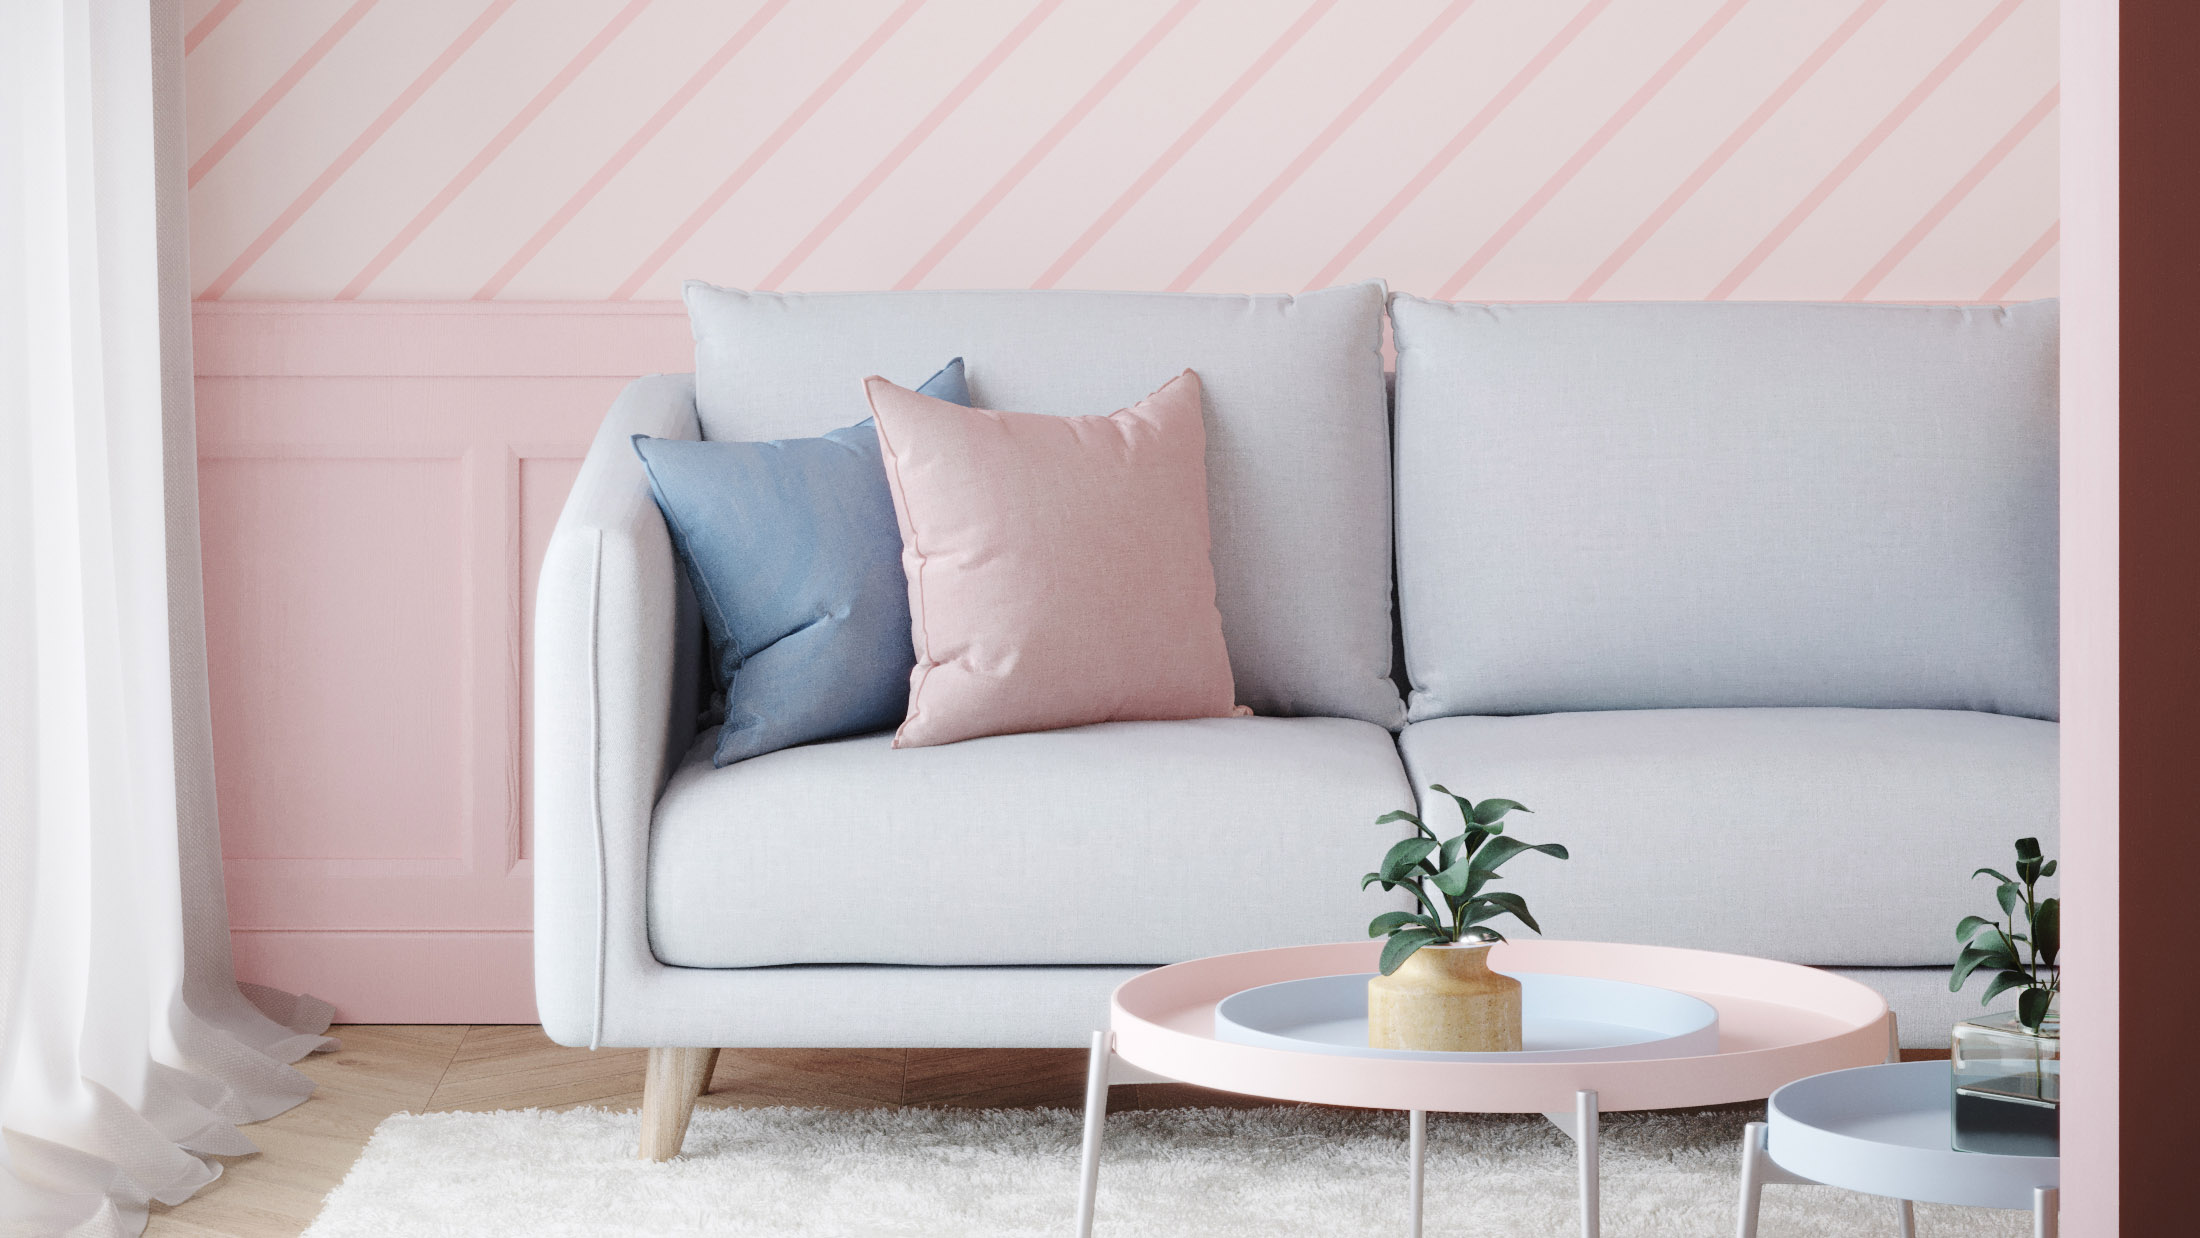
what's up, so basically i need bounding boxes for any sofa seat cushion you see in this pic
[649,716,1415,967]
[1397,708,2056,967]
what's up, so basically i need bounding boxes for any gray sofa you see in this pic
[534,284,2057,1155]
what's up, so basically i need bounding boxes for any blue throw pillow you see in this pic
[632,358,969,765]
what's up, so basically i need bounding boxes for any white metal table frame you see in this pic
[1734,1058,2059,1238]
[1074,1029,1603,1238]
[1735,1121,2058,1238]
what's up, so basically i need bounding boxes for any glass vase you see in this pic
[1949,1005,2059,1156]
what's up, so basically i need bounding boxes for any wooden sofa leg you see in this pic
[639,1047,719,1161]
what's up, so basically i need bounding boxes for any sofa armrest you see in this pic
[533,374,702,1046]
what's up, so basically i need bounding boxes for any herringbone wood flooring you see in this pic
[141,1026,1272,1238]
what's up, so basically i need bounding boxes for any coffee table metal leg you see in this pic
[1576,1090,1599,1238]
[2034,1186,2058,1238]
[1896,1198,1916,1237]
[1736,1121,1768,1238]
[1074,1031,1109,1238]
[1407,1109,1426,1238]
[1542,1090,1601,1236]
[1735,1120,1819,1238]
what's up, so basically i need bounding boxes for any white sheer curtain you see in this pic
[1,3,336,1235]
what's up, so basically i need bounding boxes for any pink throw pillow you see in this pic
[864,370,1240,748]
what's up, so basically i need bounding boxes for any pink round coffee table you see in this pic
[1072,940,1892,1238]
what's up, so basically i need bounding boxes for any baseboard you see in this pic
[232,929,537,1024]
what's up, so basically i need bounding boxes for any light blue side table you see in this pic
[1737,1060,2059,1238]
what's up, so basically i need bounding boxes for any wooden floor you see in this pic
[142,1026,1275,1238]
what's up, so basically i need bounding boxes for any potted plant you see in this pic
[1948,836,2059,1154]
[1360,785,1568,1051]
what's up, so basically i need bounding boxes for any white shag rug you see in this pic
[304,1105,2032,1237]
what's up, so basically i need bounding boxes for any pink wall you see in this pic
[184,0,2059,302]
[184,0,2063,1021]
[2057,0,2113,1228]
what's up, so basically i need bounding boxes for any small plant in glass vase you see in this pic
[1948,836,2060,1154]
[1359,785,1568,1052]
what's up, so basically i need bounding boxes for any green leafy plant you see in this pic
[1362,785,1569,976]
[1951,837,2060,1033]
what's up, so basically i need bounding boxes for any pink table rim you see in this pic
[1110,940,1891,1113]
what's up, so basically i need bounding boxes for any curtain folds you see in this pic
[1,4,335,1236]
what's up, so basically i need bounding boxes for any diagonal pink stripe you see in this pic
[611,0,929,300]
[1038,0,1338,291]
[1707,0,2024,300]
[1981,220,2058,301]
[765,0,1065,291]
[1845,84,2057,300]
[1301,0,1611,293]
[1436,0,1751,300]
[199,0,518,301]
[337,0,656,300]
[185,0,246,54]
[894,0,1205,291]
[188,0,380,188]
[1571,0,1885,300]
[473,0,790,301]
[1170,0,1478,294]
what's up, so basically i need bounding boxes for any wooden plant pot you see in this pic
[1367,941,1523,1052]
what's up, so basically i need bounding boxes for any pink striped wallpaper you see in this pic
[184,0,2059,302]
[183,0,2060,1021]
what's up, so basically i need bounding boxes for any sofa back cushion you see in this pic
[1391,297,2059,721]
[685,281,1403,728]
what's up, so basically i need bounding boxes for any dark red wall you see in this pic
[2121,0,2200,1229]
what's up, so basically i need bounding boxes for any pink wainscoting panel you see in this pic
[189,299,695,377]
[516,454,584,864]
[200,455,467,862]
[197,302,688,1022]
[184,0,2058,303]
